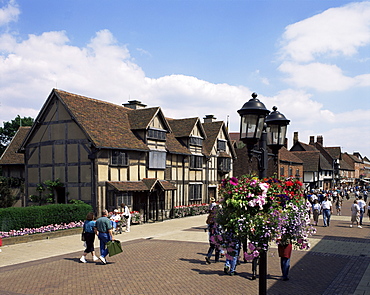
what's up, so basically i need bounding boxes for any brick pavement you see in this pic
[0,197,369,295]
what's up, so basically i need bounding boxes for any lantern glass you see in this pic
[240,113,265,142]
[266,124,287,146]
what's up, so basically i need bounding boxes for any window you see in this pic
[280,167,284,176]
[147,128,166,141]
[189,136,203,146]
[149,151,166,169]
[116,192,132,207]
[217,157,231,173]
[190,155,203,169]
[295,169,300,177]
[189,183,202,200]
[289,167,293,176]
[111,151,128,166]
[217,139,227,151]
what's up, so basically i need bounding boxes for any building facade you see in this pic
[16,89,236,219]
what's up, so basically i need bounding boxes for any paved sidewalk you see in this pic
[0,198,369,294]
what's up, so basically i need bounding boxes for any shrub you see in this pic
[0,203,92,232]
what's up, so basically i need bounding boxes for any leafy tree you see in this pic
[0,178,14,208]
[0,115,34,156]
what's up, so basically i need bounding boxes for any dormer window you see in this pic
[217,139,227,151]
[189,136,203,146]
[147,128,166,141]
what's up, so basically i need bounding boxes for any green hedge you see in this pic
[0,204,92,232]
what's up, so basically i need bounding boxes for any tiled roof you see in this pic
[107,179,177,192]
[299,142,317,151]
[128,107,167,130]
[319,154,332,170]
[0,127,30,165]
[54,89,191,155]
[202,121,222,156]
[56,89,149,151]
[279,147,303,164]
[324,147,341,159]
[202,121,236,158]
[339,158,354,171]
[291,151,320,171]
[167,117,196,138]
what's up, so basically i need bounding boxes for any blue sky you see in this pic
[0,0,369,156]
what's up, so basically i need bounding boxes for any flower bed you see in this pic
[173,203,208,218]
[0,221,84,238]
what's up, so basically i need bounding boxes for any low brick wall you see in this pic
[1,227,82,246]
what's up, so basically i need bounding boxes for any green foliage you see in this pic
[29,179,64,205]
[0,203,92,232]
[0,115,34,156]
[217,175,313,257]
[68,199,86,204]
[0,181,13,208]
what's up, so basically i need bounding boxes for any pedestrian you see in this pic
[312,199,321,226]
[357,196,366,225]
[208,197,217,212]
[335,198,342,216]
[121,203,131,232]
[205,207,221,264]
[94,209,114,264]
[350,200,361,228]
[321,196,333,227]
[367,202,370,221]
[80,212,99,263]
[110,209,121,233]
[278,237,293,281]
[364,190,368,202]
[223,232,241,276]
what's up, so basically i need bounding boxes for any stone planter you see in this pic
[1,227,82,246]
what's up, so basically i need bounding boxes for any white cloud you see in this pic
[278,62,355,91]
[280,2,370,63]
[0,0,19,27]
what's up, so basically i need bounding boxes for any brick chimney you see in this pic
[309,136,315,145]
[293,132,299,144]
[317,135,323,146]
[123,100,147,109]
[204,114,217,123]
[284,137,288,149]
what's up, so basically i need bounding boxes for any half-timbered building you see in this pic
[17,89,236,220]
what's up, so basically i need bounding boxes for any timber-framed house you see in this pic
[17,89,236,220]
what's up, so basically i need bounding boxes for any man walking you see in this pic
[321,196,333,227]
[94,209,114,264]
[357,196,366,226]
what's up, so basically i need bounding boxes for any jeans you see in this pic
[207,243,220,261]
[323,209,331,226]
[359,209,364,225]
[98,232,111,258]
[280,257,290,279]
[225,248,240,273]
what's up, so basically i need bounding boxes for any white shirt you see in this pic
[321,200,332,210]
[357,199,366,210]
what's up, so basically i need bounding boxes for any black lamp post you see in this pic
[238,92,290,295]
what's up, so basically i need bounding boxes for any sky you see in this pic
[0,0,369,156]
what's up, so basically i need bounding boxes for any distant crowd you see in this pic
[305,185,369,228]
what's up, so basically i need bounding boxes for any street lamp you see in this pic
[238,92,290,295]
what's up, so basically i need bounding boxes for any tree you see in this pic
[0,115,34,156]
[0,178,14,208]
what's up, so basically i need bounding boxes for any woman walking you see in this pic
[80,212,99,263]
